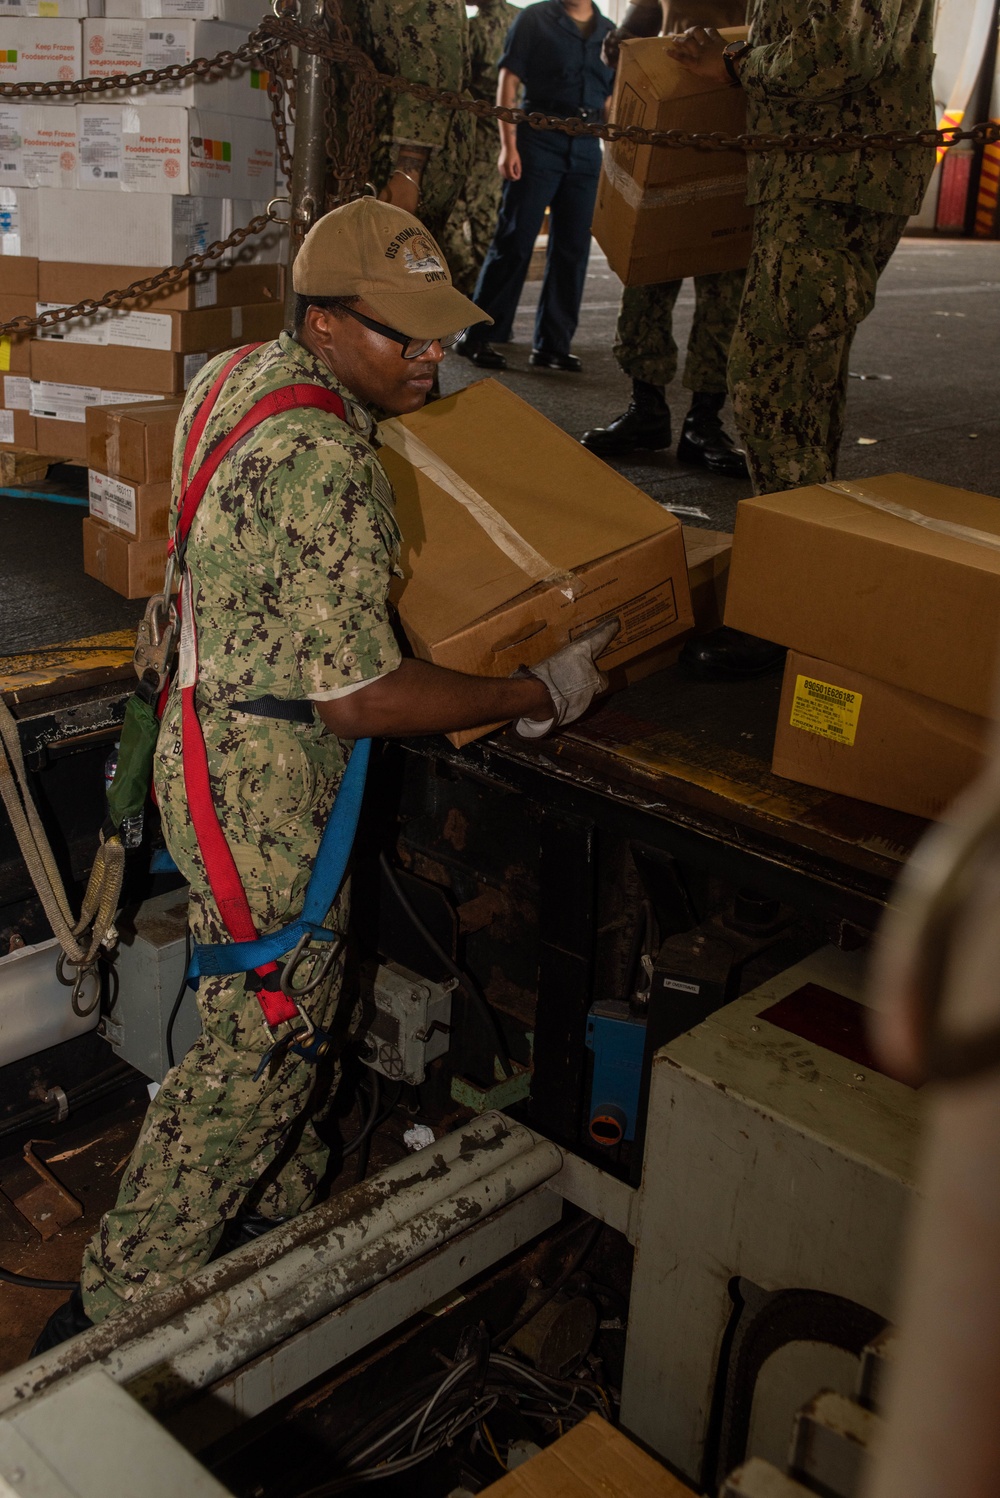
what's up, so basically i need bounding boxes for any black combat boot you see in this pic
[581,380,672,456]
[677,392,749,478]
[31,1284,93,1357]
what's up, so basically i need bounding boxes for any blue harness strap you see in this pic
[187,736,371,983]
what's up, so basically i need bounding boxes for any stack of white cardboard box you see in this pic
[0,0,286,487]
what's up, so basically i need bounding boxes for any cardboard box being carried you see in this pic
[592,29,752,286]
[725,473,1000,720]
[83,514,169,599]
[480,1414,694,1496]
[378,379,693,747]
[772,651,990,821]
[86,400,182,484]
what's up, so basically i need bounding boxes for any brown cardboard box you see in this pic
[89,470,172,540]
[379,379,693,746]
[592,30,753,286]
[724,473,1000,720]
[38,260,283,311]
[32,341,201,396]
[607,526,732,688]
[35,417,90,462]
[83,515,169,599]
[480,1415,694,1496]
[772,651,990,820]
[86,401,182,483]
[32,301,283,355]
[1,259,39,299]
[0,410,37,451]
[0,298,36,375]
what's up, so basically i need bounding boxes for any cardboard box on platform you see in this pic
[39,258,282,311]
[103,0,267,23]
[725,473,1000,720]
[0,298,35,374]
[1,373,33,411]
[0,0,97,16]
[83,513,168,598]
[32,385,166,460]
[0,21,82,85]
[0,409,36,449]
[35,299,282,352]
[82,20,275,120]
[35,416,89,460]
[32,338,213,394]
[0,258,39,298]
[378,378,693,747]
[592,29,752,286]
[86,399,181,483]
[480,1414,693,1497]
[75,104,276,197]
[772,651,990,821]
[89,468,171,539]
[37,189,227,265]
[0,104,78,189]
[0,188,40,258]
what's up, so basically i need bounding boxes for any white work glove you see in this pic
[514,618,620,739]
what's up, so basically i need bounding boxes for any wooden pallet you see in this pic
[0,447,64,486]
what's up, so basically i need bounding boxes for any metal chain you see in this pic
[1,12,996,339]
[0,213,275,336]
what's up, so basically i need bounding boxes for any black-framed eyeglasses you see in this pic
[340,305,463,360]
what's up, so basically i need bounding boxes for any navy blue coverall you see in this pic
[471,0,614,357]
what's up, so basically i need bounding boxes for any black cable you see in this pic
[0,1268,76,1291]
[164,928,191,1071]
[341,1070,381,1158]
[495,1217,604,1346]
[378,853,514,1078]
[0,1062,136,1146]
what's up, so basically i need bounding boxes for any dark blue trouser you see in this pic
[473,131,601,356]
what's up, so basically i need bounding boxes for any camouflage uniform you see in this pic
[728,0,935,493]
[80,332,401,1322]
[441,0,519,297]
[613,269,746,395]
[342,0,474,243]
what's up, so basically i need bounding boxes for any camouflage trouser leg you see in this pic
[613,280,683,388]
[441,127,503,298]
[80,695,353,1323]
[683,268,747,394]
[728,198,909,495]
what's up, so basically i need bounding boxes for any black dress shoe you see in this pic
[582,399,672,456]
[452,332,507,369]
[680,627,786,681]
[31,1284,93,1357]
[529,350,582,372]
[677,392,749,479]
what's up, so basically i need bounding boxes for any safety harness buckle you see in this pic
[133,560,178,696]
[278,931,342,1000]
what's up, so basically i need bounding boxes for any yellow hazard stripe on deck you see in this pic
[1,629,135,698]
[974,131,1000,237]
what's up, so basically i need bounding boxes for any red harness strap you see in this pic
[175,344,347,1029]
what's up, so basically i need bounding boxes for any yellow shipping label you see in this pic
[0,341,9,374]
[790,673,862,747]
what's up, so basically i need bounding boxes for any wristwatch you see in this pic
[722,38,752,85]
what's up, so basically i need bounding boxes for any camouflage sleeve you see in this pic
[259,440,403,700]
[740,0,908,102]
[367,0,468,151]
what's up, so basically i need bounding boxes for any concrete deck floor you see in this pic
[2,234,998,655]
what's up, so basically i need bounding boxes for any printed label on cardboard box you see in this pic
[36,300,113,344]
[144,27,189,67]
[102,389,167,405]
[32,379,102,422]
[3,375,32,409]
[789,673,862,747]
[0,409,12,443]
[87,20,144,74]
[89,469,137,534]
[122,106,186,189]
[183,351,207,384]
[78,110,123,185]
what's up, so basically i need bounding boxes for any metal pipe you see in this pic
[0,1114,554,1411]
[132,1141,563,1413]
[283,0,331,327]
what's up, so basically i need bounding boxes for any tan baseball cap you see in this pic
[293,197,492,340]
